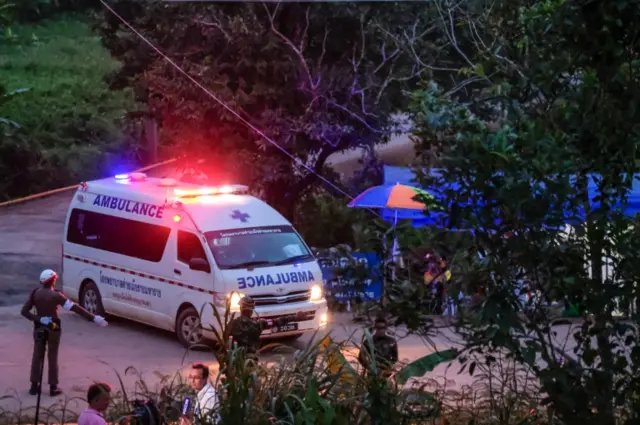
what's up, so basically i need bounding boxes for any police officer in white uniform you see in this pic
[21,269,108,396]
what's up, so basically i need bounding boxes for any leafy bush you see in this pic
[0,13,141,199]
[9,0,96,23]
[295,194,371,249]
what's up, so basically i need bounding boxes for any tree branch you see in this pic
[192,17,231,41]
[435,0,491,83]
[323,99,384,134]
[374,21,459,73]
[263,3,319,93]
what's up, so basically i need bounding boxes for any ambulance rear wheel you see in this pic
[176,307,205,349]
[80,281,105,316]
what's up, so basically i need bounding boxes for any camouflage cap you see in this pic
[239,296,255,309]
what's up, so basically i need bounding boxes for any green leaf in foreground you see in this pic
[394,349,457,385]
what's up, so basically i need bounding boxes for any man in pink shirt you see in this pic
[78,383,112,425]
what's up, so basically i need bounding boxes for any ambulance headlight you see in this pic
[229,292,245,311]
[310,284,323,301]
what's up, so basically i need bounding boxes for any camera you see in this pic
[129,399,162,425]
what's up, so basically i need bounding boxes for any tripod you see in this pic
[34,326,51,425]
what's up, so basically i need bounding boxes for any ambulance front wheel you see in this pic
[176,307,206,349]
[80,281,105,316]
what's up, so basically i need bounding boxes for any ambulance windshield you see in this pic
[205,225,313,270]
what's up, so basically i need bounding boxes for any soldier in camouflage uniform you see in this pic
[228,296,305,361]
[358,316,399,378]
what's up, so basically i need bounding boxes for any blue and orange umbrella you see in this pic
[348,183,435,279]
[347,183,433,211]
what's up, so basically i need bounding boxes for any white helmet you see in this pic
[40,269,58,284]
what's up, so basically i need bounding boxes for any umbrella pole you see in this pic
[386,210,399,307]
[391,215,396,278]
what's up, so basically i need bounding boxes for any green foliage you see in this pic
[0,85,27,128]
[380,0,640,423]
[295,193,371,249]
[0,15,136,147]
[0,14,141,199]
[0,84,46,199]
[0,1,16,41]
[395,349,457,386]
[10,0,95,22]
[1,0,96,41]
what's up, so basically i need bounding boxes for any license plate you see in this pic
[273,323,298,333]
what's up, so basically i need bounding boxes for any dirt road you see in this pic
[0,193,72,308]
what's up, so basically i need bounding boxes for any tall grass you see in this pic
[0,302,550,425]
[0,352,549,425]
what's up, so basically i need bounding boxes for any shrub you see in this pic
[0,13,141,200]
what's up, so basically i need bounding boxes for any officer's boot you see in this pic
[50,386,62,396]
[28,382,39,396]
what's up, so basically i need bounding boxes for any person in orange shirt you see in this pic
[423,252,438,284]
[422,253,443,313]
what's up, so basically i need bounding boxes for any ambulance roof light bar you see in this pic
[114,172,147,182]
[173,184,249,198]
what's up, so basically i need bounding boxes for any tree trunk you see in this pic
[581,173,616,425]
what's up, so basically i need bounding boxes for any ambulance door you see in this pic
[174,230,214,315]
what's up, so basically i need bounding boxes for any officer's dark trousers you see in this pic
[30,329,61,387]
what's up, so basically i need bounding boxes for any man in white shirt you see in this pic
[181,363,218,425]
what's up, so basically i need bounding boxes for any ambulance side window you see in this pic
[66,208,170,263]
[177,231,209,266]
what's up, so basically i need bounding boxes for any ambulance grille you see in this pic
[260,311,316,321]
[253,290,310,306]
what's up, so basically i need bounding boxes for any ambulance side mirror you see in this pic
[189,257,211,273]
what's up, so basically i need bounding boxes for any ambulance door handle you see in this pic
[174,268,182,275]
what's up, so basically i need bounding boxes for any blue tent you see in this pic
[380,166,640,228]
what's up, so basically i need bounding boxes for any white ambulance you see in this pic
[61,172,328,348]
